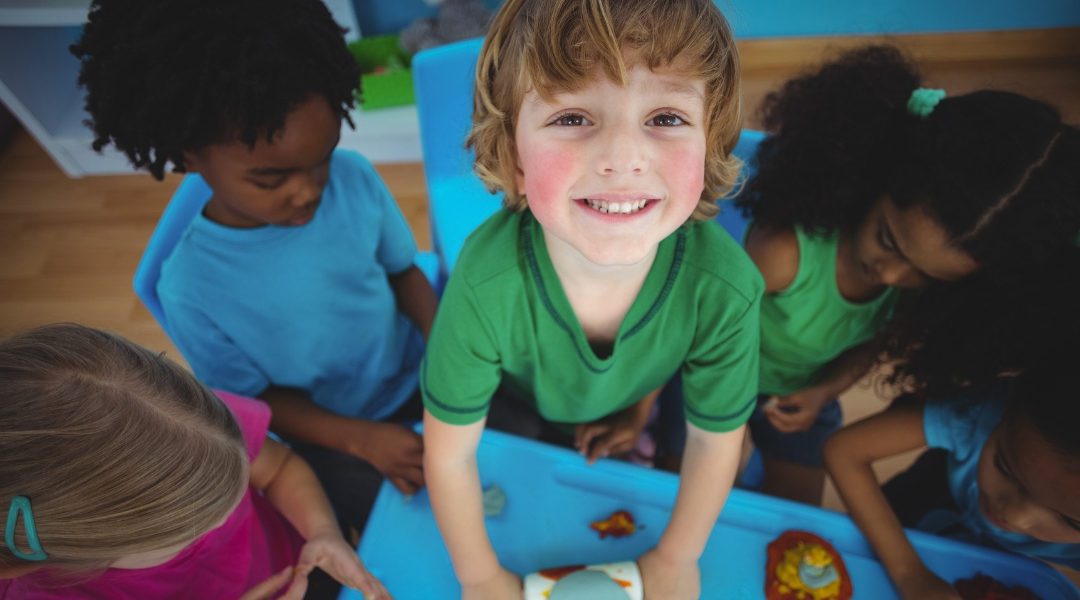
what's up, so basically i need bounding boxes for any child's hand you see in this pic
[763,387,832,433]
[280,530,392,600]
[895,568,961,600]
[461,566,523,600]
[352,422,425,495]
[575,405,649,464]
[638,547,700,600]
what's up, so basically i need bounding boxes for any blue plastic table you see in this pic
[343,429,1078,599]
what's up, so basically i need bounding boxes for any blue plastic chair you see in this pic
[716,128,765,243]
[412,38,764,276]
[133,175,442,339]
[133,175,213,339]
[412,38,497,277]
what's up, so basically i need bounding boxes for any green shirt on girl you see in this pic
[758,227,899,396]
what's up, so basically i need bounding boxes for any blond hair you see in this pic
[0,324,247,571]
[468,0,742,220]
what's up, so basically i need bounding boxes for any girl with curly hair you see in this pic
[734,44,1080,505]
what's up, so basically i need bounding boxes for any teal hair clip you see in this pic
[5,496,47,561]
[907,87,947,118]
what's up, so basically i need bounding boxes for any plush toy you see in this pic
[400,0,493,55]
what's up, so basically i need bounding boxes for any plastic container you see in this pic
[345,428,1079,599]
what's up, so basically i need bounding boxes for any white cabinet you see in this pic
[0,0,421,177]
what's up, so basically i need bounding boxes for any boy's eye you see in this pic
[649,113,686,127]
[551,113,589,127]
[250,177,286,190]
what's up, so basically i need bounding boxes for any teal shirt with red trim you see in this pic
[422,209,763,433]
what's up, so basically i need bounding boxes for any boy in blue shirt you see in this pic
[72,0,437,545]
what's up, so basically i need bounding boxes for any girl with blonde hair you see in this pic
[0,324,389,599]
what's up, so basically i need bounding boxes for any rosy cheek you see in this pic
[518,146,576,209]
[658,144,705,203]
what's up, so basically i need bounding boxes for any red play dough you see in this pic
[764,530,853,600]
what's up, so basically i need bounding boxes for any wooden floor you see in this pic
[1,31,1078,524]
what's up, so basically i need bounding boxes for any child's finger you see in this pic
[401,465,425,488]
[331,552,383,596]
[586,432,613,463]
[389,476,418,495]
[765,409,797,433]
[573,423,590,449]
[238,566,294,600]
[588,429,634,463]
[577,425,607,457]
[607,436,635,456]
[773,395,805,412]
[356,576,390,600]
[278,570,310,600]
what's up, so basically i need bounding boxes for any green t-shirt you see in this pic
[422,209,764,433]
[758,227,898,396]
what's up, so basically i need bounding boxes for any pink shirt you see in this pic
[1,392,304,599]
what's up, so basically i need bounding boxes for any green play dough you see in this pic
[549,570,631,600]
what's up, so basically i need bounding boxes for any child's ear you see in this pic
[0,561,44,579]
[515,166,525,193]
[180,150,203,174]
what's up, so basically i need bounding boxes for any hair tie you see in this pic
[907,88,947,118]
[5,496,47,561]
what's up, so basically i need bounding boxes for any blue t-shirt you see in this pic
[159,149,423,420]
[924,386,1080,569]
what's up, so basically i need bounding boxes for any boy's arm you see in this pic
[423,411,522,598]
[260,386,424,494]
[389,265,439,341]
[823,403,959,599]
[250,438,390,599]
[639,422,744,600]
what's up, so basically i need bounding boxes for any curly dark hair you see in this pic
[71,0,361,180]
[883,89,1079,393]
[738,44,1080,394]
[736,45,921,235]
[885,249,1080,394]
[1007,358,1080,459]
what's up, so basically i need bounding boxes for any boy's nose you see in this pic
[293,170,326,206]
[595,123,648,175]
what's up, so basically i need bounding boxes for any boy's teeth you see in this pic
[585,198,648,214]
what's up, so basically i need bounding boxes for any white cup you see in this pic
[523,561,643,600]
